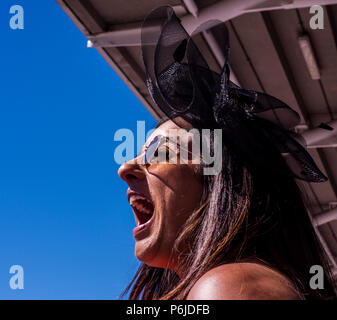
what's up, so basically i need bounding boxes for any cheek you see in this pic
[138,164,203,267]
[150,164,203,223]
[170,166,203,213]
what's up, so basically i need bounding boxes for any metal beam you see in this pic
[87,0,337,48]
[183,0,199,18]
[87,21,144,48]
[301,120,337,148]
[309,210,337,272]
[310,202,337,212]
[182,0,241,85]
[202,29,241,86]
[87,0,241,86]
[314,225,337,271]
[313,207,337,227]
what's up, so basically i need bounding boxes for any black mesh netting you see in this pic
[141,5,327,183]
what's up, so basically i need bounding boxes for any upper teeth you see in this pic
[129,195,153,214]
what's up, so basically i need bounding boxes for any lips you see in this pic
[127,190,154,236]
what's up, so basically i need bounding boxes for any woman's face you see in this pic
[118,118,203,271]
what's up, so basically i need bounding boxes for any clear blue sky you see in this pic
[0,0,155,299]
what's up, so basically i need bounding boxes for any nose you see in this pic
[118,159,146,184]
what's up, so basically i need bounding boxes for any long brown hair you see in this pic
[121,126,337,300]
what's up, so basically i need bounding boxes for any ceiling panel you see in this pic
[88,0,182,25]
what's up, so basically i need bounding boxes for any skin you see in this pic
[186,263,303,300]
[118,117,302,300]
[118,118,203,272]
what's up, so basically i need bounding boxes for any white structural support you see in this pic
[202,29,241,86]
[183,0,199,18]
[87,21,145,48]
[87,0,337,48]
[313,207,337,227]
[309,210,337,272]
[88,0,241,86]
[314,225,337,272]
[301,120,337,149]
[311,202,337,212]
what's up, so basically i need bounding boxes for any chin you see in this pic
[135,240,173,269]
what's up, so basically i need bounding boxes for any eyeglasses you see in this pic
[138,134,198,165]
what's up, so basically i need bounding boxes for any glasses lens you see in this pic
[143,135,164,164]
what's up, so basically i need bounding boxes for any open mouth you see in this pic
[127,191,155,235]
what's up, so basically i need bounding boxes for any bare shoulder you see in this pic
[186,263,303,300]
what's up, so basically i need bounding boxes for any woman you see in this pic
[118,6,336,300]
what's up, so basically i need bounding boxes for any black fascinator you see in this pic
[141,5,327,183]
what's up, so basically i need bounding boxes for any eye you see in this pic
[155,145,172,162]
